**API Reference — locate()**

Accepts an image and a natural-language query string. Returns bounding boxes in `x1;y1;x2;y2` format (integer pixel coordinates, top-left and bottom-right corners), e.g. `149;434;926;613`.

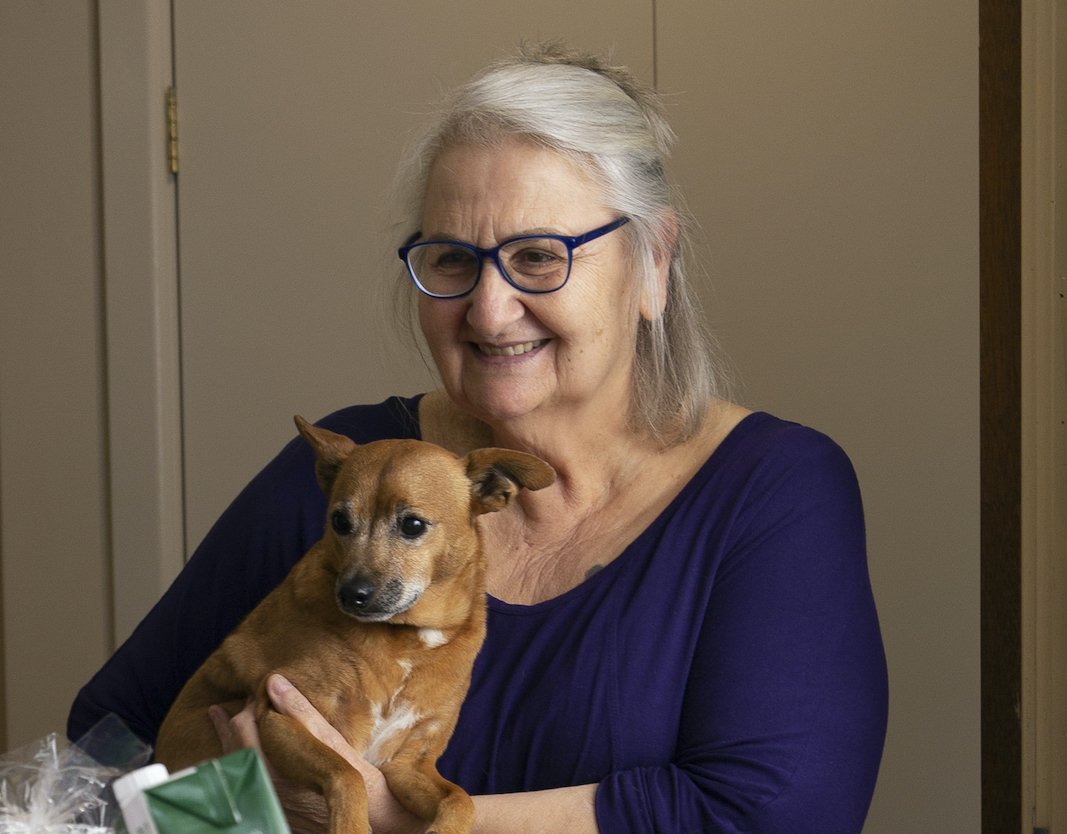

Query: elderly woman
69;45;888;834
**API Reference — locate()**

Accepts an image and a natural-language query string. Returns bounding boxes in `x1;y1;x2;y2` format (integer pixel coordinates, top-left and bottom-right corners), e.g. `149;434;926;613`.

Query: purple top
69;396;887;833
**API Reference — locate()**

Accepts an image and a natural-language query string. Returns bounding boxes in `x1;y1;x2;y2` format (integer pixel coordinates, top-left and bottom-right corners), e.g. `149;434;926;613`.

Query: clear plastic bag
0;716;152;834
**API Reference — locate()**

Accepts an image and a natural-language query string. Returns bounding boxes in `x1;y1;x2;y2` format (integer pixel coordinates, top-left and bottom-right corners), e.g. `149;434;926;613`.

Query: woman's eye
517;248;556;264
433;247;477;273
507;244;565;275
399;515;428;539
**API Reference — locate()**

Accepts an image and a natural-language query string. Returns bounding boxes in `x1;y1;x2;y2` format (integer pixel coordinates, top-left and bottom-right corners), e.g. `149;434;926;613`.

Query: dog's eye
330;509;353;535
398;515;428;539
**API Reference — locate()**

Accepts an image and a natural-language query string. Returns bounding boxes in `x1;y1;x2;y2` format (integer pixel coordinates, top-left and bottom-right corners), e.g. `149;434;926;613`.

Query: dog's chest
359;657;432;767
363;699;424;767
321;629;466;767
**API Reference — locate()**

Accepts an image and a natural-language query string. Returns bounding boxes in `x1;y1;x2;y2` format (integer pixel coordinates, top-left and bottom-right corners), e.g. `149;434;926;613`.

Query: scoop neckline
481;411;771;615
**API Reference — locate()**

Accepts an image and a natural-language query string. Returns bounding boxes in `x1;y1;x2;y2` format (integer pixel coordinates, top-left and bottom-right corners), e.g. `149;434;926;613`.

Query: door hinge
166;86;178;175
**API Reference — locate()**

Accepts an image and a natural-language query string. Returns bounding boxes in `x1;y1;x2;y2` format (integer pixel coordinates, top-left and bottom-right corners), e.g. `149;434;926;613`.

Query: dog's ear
294;415;358;495
462;449;555;515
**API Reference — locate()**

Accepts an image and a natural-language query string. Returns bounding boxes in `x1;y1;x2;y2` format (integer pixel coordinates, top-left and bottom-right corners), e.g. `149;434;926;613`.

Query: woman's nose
465;258;526;335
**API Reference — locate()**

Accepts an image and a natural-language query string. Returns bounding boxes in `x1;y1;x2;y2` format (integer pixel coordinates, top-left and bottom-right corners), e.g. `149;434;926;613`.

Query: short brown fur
155;416;554;834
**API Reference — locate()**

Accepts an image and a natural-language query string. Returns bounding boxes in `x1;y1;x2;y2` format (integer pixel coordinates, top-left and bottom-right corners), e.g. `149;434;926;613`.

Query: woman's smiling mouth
476;339;549;357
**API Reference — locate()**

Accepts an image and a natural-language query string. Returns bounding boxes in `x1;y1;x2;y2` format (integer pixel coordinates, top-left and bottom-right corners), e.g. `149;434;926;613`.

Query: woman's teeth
478;339;548;357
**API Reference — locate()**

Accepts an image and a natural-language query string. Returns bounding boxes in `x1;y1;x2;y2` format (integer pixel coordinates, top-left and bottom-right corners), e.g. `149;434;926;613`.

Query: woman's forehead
421;140;608;238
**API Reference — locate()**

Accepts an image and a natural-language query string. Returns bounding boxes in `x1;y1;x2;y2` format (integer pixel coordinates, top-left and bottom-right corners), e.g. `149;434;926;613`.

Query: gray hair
391;43;728;445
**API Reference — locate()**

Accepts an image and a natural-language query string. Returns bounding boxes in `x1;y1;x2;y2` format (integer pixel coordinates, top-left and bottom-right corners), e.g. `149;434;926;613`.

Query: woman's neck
418;389;751;605
419;388;664;506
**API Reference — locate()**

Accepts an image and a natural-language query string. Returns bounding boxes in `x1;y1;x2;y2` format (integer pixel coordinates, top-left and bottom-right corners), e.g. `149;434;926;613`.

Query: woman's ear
639;210;678;321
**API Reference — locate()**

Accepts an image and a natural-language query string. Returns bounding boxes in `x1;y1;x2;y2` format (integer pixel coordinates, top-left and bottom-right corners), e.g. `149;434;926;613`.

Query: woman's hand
209;675;426;834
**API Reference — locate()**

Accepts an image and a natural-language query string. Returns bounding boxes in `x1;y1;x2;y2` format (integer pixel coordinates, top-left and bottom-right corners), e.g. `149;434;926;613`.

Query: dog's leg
380;761;474;834
259;709;371;834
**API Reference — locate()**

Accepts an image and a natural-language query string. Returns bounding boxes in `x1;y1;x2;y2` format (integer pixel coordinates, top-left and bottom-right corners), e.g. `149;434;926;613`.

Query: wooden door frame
979;0;1023;830
1020;0;1066;828
97;0;185;648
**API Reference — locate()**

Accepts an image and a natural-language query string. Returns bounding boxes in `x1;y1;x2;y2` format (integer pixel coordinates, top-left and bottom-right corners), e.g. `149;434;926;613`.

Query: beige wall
0;1;112;747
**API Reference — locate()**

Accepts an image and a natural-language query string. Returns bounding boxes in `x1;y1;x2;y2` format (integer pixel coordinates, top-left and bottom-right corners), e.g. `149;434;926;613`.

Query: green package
139;749;290;834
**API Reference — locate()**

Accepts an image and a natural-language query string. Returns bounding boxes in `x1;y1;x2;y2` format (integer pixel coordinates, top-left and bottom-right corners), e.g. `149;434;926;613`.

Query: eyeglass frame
398;216;631;299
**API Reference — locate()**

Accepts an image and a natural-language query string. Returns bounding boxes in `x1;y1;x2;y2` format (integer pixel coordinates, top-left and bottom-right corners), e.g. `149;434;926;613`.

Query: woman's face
417;139;643;429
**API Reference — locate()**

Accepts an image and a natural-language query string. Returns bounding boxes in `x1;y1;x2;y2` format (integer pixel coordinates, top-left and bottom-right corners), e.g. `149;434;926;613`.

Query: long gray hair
392;43;728;445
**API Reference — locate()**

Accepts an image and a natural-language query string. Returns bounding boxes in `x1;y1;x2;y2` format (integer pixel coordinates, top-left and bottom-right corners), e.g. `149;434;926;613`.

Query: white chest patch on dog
364;700;421;767
418;627;448;649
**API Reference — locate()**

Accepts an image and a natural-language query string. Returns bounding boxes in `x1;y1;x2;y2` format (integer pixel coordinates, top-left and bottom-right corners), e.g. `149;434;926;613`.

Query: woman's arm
595;431;888;833
217;675;600;834
472;786;597;834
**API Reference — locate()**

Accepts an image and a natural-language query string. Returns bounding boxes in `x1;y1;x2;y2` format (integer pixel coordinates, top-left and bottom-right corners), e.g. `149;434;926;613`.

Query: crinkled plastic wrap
0;716;152;834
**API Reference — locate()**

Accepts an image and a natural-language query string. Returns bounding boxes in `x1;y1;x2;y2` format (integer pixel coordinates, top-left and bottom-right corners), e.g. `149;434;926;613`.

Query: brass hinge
166;86;178;175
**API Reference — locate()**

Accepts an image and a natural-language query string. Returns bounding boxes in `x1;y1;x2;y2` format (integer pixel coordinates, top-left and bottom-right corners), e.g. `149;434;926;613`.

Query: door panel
172;2;652;548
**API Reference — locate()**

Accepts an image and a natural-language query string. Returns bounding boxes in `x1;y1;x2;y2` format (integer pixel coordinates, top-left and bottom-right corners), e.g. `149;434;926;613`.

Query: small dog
154;415;555;834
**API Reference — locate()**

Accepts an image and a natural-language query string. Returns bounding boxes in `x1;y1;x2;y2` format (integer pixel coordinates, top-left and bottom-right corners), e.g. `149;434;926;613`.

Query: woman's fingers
208;678;355;773
209;699;280;778
208;695;323;831
209;705;241;753
265;674;357;763
209;700;263;754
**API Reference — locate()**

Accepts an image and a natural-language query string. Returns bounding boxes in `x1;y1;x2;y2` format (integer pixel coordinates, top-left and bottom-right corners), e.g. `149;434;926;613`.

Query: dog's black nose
336;576;406;619
338;577;375;611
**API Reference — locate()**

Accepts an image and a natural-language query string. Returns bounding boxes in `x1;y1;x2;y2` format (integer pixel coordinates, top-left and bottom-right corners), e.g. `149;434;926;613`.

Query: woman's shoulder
674;402;852;489
716;408;854;469
679;407;861;519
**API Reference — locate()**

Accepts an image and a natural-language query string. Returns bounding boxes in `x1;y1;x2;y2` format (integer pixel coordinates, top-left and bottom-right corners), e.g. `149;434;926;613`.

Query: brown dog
154;415;554;834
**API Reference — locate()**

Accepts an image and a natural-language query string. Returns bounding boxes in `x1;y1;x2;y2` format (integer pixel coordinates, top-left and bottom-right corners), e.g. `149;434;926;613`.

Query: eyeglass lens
407;237;571;296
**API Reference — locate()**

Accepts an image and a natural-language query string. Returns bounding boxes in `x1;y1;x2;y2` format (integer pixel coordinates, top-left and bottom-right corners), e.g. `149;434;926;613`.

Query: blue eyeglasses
398;217;630;299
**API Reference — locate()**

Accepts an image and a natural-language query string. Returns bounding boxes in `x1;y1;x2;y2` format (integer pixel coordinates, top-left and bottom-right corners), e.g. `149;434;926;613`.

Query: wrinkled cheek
418;302;460;367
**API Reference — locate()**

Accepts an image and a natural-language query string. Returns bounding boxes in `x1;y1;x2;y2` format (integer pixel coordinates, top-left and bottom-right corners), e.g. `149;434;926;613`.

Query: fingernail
208;705;228;727
268;674;292;696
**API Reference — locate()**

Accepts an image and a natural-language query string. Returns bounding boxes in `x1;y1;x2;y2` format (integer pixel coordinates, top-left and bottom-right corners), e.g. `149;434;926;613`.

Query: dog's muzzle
336;575;414;621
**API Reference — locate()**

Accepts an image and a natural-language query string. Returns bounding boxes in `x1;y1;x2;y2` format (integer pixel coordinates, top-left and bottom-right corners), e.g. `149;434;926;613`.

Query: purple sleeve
595;437;887;833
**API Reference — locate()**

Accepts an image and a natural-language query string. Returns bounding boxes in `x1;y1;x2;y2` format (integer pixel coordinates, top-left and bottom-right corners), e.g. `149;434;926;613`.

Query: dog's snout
336;575;408;620
338;577;376;611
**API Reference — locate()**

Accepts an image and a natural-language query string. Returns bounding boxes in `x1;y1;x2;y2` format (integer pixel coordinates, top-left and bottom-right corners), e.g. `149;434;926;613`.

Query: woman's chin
458;385;549;427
